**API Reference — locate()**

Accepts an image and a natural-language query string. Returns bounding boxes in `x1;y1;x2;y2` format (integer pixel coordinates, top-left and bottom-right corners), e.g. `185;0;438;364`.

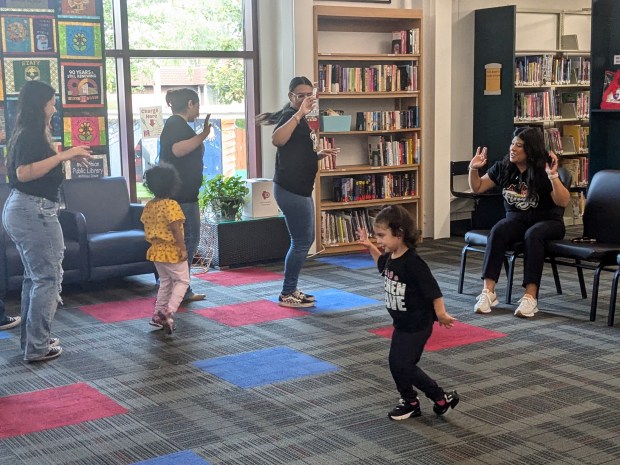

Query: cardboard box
242;178;279;218
320;115;352;132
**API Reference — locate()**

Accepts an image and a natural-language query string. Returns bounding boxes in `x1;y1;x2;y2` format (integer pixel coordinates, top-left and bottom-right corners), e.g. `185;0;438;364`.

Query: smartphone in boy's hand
547;154;554;167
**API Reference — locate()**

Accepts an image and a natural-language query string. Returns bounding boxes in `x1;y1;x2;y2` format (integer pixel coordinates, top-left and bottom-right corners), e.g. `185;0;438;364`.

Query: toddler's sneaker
387;398;421;421
514;295;539;318
279;292;315;308
162;313;175;335
433;391;460;416
474;289;498;314
293;289;315;302
149;313;165;329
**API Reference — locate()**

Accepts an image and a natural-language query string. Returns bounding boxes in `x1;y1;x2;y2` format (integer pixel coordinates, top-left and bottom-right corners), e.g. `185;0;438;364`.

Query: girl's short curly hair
143;163;180;199
374;204;420;249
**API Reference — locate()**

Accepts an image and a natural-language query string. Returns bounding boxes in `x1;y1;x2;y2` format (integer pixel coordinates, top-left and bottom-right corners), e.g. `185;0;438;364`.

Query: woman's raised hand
469;146;488;170
61;146;92;166
317;147;340;160
299;95;316;116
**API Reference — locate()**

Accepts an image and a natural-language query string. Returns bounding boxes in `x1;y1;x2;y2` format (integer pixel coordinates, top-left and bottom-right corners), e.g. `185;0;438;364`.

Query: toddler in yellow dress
141;164;190;334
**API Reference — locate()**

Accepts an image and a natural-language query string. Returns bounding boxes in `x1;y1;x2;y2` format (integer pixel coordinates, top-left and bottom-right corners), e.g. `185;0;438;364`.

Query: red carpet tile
194;267;283;286
194;300;308;327
369;321;507;351
0;382;127;439
78;297;186;323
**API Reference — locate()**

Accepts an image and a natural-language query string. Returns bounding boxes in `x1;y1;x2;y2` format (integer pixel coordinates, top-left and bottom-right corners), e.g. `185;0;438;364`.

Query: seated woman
468;126;570;318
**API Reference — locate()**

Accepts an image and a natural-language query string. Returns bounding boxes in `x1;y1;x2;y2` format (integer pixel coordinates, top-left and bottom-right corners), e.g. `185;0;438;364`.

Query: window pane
126;58;247;202
126;0;244;51
103;0;114;50
105;58;122;177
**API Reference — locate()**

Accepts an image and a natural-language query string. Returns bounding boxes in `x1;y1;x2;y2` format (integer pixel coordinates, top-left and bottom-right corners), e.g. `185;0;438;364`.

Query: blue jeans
0;298;7;324
2;189;64;360
274;183;315;295
180;201;200;295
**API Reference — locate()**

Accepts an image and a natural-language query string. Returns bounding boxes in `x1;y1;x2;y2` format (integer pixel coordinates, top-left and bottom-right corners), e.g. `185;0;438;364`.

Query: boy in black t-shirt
358;205;459;420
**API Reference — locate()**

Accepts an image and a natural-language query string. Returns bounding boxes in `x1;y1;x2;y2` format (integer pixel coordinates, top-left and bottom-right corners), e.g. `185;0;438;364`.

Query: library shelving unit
313;5;422;254
589;0;620;179
473;5;591;222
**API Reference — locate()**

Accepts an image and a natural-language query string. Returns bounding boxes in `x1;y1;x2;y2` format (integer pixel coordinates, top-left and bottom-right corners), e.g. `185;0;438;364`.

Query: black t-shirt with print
487;160;563;221
159;114;204;204
273;107;317;197
377;249;443;332
8;134;63;202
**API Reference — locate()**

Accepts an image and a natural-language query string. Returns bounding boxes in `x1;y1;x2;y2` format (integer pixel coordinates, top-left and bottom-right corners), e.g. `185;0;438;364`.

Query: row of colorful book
562;157;589;187
391;28;420;55
331;172;416;202
367;134;420;167
321;208;381;246
514;90;590;121
515;54;590;86
355;108;418;131
317;64;417;93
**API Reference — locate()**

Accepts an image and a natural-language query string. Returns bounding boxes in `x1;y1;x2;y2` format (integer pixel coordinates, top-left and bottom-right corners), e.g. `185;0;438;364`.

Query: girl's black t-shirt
377;249;443;332
273;108;317;197
159;115;204;204
8;134;63;202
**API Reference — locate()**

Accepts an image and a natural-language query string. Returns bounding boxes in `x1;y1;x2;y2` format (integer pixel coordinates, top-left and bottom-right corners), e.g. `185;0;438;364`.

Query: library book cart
313;5;422;255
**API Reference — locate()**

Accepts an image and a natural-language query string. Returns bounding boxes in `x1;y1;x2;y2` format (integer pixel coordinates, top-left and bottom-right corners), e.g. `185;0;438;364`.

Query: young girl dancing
358;205;459;420
141;164;190;334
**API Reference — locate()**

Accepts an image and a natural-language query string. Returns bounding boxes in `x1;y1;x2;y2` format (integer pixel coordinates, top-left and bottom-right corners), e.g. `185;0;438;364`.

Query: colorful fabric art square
58;20;101;59
3;57;59;94
61;62;103;107
63;115;106;147
60;0;98;17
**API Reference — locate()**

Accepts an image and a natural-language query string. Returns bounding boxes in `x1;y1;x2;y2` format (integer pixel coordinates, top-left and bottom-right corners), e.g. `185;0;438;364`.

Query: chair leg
458;246;468;294
505;255;517;304
589;265;604;322
608;269;620;327
576;260;587;298
549;257;562;295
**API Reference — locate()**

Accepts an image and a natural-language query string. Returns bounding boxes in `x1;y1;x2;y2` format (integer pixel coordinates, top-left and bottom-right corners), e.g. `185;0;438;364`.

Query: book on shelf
544;128;563;154
319;137;336;170
514;54;590;86
321;207;383;246
561;157;589;188
601;69;620;109
562;125;588;153
318;64;418;93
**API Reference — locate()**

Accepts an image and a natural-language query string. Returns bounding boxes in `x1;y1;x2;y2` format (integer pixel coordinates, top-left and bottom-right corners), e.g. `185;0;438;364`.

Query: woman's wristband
293;114;301;125
548;173;559;180
468;166;478;171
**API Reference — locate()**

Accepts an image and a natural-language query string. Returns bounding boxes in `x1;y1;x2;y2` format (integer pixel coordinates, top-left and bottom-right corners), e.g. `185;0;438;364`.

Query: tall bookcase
473;6;591;223
589;0;620;177
313;5;422;254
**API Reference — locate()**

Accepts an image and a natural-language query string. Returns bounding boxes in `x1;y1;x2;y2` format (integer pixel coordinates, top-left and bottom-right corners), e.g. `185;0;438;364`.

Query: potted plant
199;174;249;220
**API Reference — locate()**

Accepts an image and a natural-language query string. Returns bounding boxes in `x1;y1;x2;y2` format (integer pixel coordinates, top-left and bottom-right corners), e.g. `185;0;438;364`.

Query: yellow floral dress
141;198;186;263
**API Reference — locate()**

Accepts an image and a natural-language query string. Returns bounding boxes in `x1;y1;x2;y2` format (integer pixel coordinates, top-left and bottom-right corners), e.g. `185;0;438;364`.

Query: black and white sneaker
49;338;60;348
27;346;63;362
293;289;315;302
0;316;21;330
278;292;315;308
387;398;421;421
433;390;460;416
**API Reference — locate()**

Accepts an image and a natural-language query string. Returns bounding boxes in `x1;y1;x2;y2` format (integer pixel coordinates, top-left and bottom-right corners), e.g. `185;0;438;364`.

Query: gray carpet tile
0;232;618;465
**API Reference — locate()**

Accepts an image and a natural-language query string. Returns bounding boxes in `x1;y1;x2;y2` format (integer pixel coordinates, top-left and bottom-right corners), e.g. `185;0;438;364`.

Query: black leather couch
0;184;87;297
59;176;156;283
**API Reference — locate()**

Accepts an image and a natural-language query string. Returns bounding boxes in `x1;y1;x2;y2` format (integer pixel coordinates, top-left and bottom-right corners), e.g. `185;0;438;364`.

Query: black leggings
482;213;565;288
389;324;444;403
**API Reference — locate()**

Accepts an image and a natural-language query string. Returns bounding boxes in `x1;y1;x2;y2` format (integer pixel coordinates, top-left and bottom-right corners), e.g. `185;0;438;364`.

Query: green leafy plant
199;174;249;220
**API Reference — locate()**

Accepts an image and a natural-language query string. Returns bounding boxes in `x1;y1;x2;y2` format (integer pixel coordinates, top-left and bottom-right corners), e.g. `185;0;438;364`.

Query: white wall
258;0;591;239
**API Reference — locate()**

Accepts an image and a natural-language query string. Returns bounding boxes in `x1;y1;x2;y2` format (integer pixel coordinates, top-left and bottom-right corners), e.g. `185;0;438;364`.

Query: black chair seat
464;230;524;251
546;240;620;262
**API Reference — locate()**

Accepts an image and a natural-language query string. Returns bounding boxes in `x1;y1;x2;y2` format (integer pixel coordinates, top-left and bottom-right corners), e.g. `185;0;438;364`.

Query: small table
202;215;290;268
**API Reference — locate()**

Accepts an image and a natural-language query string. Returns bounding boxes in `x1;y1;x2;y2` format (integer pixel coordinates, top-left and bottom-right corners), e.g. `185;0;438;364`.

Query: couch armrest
129;203;145;230
59;209;87;241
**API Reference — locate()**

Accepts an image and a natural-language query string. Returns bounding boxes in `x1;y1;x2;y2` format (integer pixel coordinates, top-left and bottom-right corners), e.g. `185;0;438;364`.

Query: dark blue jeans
274;183;315;295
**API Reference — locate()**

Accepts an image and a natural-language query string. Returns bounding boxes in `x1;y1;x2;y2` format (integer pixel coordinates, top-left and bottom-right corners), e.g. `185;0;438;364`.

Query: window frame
106;0;260;200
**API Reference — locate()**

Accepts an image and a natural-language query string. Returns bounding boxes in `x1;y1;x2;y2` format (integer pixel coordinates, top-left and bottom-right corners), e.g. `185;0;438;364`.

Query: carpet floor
0;231;618;465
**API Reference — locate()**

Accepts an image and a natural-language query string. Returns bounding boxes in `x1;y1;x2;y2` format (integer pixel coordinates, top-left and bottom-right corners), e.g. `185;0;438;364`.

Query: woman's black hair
374;204;420;249
143;163;181;199
501;126;548;200
256;76;313;125
165;88;199;114
7;80;56;153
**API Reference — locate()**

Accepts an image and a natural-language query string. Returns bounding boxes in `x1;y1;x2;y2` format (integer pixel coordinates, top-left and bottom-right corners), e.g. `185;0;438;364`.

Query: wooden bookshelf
313;5;422;253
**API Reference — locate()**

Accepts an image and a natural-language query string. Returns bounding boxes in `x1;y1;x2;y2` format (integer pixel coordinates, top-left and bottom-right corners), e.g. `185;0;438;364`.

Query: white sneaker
514;295;539;318
474;290;498;314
